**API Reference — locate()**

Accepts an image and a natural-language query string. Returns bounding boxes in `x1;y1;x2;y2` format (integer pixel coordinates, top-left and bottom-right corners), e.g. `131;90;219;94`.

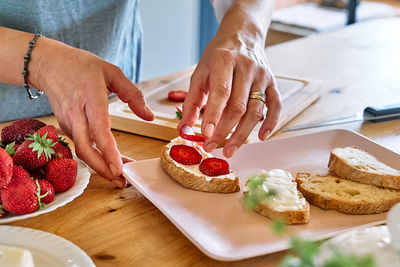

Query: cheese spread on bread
166;137;236;181
252;169;306;211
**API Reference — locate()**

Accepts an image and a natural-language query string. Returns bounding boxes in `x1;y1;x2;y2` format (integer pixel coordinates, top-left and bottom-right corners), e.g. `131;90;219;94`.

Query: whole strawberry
1;166;39;215
37;125;58;143
1;119;46;145
45;158;77;192
0;147;13;188
53;137;73;159
0;204;8;218
13;132;55;171
37;179;55;204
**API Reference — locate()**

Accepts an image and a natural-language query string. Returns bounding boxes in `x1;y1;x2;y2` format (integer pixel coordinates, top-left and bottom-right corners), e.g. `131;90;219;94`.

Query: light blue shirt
0;0;143;122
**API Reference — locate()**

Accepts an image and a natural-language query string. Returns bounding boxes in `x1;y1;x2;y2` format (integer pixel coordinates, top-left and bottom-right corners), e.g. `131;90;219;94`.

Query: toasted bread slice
160;145;240;193
245;169;310;224
296;173;400;214
328;146;400;189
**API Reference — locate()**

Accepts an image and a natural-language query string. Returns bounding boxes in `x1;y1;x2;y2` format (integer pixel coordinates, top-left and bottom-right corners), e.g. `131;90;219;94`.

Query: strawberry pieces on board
179;125;206;142
1;118;46;145
45;158;78;192
199;158;230;177
0;147;13;188
168;90;187;102
169;145;202;165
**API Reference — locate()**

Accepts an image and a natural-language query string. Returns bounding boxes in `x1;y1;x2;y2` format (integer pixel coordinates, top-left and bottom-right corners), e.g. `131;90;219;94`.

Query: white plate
0;225;94;266
123;129;399;261
0;157;90;224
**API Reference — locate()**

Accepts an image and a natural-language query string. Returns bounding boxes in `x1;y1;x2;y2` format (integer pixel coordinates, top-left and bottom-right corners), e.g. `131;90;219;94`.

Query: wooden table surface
3;17;400;267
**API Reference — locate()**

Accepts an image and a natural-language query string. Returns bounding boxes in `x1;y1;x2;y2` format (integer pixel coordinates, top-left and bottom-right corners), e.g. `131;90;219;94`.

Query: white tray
123;129;399;261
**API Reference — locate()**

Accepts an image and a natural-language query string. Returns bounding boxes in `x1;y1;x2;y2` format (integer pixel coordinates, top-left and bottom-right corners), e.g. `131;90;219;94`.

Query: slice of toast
160;140;240;193
328;146;400;189
245;169;310;224
296;173;400;214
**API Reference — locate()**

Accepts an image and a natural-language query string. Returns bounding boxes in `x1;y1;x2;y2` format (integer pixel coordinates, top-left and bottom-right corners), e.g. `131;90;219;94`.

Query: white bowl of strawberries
0;119;90;223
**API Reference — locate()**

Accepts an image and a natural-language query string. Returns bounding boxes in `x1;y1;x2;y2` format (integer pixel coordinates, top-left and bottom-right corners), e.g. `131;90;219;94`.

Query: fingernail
112;178;127;189
261;130;271;141
109;163;118;177
203;123;215;138
226;145;239;157
205;141;218;152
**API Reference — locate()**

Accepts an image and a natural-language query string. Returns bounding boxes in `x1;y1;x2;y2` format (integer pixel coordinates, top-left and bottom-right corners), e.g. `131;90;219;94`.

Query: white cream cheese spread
0;245;34;267
246;169;306;211
166;137;236;181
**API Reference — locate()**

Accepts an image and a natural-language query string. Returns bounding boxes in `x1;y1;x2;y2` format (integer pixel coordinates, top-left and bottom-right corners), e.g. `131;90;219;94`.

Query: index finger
201;59;234;138
179;68;208;130
106;65;154;121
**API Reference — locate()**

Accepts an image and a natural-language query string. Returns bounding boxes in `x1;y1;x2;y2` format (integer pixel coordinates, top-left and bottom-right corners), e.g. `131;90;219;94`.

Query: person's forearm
0;26;51;89
216;0;273;47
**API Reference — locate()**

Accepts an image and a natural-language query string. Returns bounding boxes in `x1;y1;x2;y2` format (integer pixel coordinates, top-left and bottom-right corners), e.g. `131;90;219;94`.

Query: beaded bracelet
22;32;44;99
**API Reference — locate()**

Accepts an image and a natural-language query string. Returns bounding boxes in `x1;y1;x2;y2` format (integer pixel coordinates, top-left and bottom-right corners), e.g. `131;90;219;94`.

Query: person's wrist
215;1;271;48
27;37;58;90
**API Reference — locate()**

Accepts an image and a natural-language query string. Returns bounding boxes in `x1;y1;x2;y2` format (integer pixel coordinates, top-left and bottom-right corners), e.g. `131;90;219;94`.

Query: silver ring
249;92;266;103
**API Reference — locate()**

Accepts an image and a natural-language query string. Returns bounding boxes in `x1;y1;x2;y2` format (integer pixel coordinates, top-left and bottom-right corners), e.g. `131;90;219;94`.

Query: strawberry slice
199;158;230;176
169;145;202;165
168;90;187;102
179;125;206;142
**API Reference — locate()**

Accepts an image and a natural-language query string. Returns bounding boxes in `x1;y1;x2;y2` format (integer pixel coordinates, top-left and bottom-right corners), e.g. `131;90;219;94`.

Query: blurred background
139;0;399;81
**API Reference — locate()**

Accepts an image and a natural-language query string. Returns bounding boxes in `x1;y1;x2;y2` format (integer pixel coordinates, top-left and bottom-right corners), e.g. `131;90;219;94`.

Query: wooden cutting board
109;69;322;143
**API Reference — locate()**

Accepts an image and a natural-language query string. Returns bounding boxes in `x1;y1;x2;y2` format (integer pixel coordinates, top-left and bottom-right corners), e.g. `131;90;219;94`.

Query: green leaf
35;179;46;211
176;111;183;120
289;236;320;266
323;253;375;267
5;142;16;156
271;219;286;236
244;175;277;210
58;137;69;147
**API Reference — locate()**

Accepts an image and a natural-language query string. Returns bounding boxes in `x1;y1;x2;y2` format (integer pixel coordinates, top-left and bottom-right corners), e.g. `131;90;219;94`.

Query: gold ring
249;92;266;103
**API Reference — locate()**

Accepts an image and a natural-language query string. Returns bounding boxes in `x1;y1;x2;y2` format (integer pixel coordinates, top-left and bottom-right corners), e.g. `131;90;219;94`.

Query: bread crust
160;146;240;193
245;191;310;224
296;173;400;214
328;147;400;189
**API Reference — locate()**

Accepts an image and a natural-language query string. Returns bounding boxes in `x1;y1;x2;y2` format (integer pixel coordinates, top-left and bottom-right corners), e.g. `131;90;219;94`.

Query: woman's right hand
30;37;154;188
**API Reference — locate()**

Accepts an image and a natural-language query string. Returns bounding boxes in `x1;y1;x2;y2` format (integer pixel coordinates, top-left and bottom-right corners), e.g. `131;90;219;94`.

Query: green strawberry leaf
28;132;55;160
5;142;16;156
35;179;46;210
58;137;69;147
176;110;183;120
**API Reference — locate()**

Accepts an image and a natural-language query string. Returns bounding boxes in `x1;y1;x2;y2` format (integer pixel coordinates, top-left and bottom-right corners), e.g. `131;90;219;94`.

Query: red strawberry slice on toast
199;158;230;177
1;118;46;145
168;90;187;102
0;147;13;188
169;145;202;165
179;126;206;142
45;158;77;192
